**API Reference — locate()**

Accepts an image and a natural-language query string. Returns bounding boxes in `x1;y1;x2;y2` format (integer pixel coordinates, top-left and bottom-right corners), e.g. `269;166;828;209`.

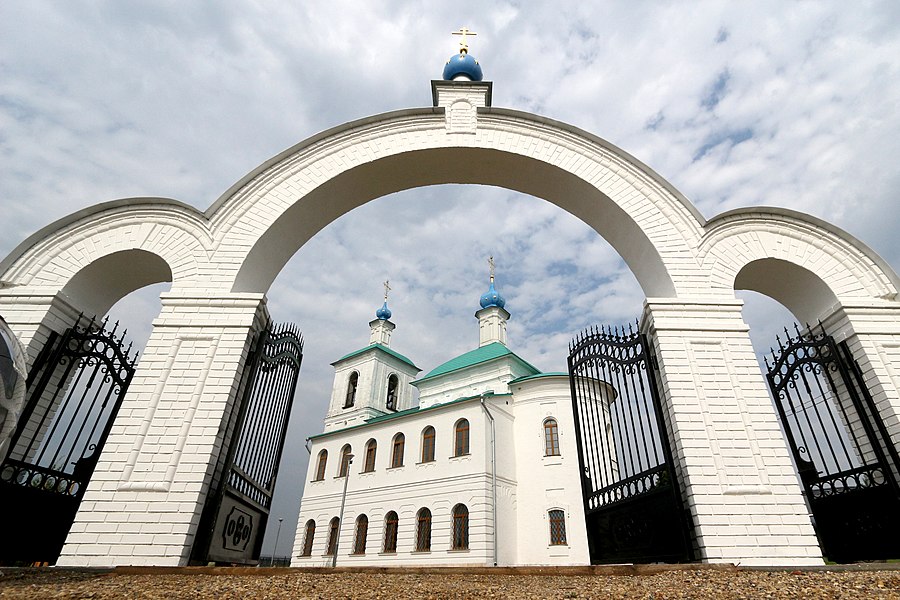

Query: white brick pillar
641;298;823;566
56;291;268;567
820;302;900;457
0;292;84;368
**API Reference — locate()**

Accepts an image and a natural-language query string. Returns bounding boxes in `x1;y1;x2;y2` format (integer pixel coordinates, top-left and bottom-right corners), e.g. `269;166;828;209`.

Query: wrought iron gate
0;316;137;564
568;325;693;564
765;324;900;562
196;321;303;564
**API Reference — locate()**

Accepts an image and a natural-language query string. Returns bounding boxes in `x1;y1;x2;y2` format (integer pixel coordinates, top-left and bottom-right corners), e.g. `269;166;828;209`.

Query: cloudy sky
2;1;899;557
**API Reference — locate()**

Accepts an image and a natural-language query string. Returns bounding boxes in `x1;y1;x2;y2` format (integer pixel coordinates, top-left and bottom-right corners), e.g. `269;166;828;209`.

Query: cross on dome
376;280;393;320
452;27;477;54
480;256;505;309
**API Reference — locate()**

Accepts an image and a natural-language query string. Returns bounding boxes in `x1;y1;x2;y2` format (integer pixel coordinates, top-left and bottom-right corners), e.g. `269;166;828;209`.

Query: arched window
549;509;567;545
353;514;368;555
454;419;469;457
314;449;328;481
452;504;469;550
415;507;432;551
300;519;315;556
363;439;377;473
386;374;399;410
344;371;359;408
391;433;405;468
544;418;560;456
421;426;436;463
338;444;352;477
326;517;339;556
383;511;399;553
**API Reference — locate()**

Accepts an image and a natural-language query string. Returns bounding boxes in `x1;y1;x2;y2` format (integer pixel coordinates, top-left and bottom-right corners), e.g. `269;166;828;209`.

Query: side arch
0;200;213;314
700;207;900;320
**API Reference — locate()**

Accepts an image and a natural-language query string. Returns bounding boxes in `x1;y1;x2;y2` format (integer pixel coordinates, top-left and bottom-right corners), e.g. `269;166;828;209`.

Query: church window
314;449;328;481
454;419;469;456
326;517;339;556
363;439;377;472
452;504;469;550
338;444;352;477
544;418;560;456
391;433;405;468
549;509;567;545
300;520;315;556
386;374;399;410
415;508;431;551
344;371;359;408
421;426;436;463
383;511;399;553
353;514;368;555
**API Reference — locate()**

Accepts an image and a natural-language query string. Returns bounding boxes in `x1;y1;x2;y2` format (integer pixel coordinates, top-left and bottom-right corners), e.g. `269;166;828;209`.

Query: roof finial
488;255;495;284
452;27;477;54
383;279;392;302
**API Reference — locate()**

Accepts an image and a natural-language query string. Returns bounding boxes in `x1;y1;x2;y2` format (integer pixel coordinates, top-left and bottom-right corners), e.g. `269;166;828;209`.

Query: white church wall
510;375;590;566
293;398;499;565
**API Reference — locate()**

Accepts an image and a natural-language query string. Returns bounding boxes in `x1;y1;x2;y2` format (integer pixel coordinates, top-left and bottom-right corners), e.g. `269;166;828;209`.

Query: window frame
549;509;568;546
451;504;469;550
391;432;405;468
454;419;470;457
386;373;399;411
363;439;377;473
338;444;352;477
383;511;399;553
344;371;359;408
415;507;432;552
544;418;561;457
421;426;436;463
325;517;339;556
300;519;316;557
314;449;328;481
352;514;368;555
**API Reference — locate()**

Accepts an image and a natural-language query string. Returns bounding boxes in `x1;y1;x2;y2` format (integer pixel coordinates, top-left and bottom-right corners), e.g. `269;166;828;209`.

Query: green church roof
332;343;419;371
413;342;540;384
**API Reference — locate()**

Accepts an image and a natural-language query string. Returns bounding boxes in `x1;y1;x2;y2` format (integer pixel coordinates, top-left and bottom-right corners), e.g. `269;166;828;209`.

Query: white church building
291;274;590;566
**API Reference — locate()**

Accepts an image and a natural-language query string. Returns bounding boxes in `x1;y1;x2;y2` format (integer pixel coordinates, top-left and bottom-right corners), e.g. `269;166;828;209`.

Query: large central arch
1;80;899;567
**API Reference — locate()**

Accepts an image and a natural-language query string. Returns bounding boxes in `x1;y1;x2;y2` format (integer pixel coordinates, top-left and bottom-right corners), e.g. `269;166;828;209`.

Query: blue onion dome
443;52;483;81
479;281;505;309
376;301;392;320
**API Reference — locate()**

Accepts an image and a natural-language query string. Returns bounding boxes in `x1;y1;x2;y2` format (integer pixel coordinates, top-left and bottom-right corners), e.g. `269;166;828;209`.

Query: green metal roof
308;392;513;440
332;343;419;371
413;342;541;384
508;371;569;385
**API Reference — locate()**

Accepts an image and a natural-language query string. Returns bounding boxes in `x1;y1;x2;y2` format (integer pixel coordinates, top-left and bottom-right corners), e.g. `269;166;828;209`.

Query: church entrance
765;324;900;563
568;324;694;564
192;321;304;565
0;315;137;565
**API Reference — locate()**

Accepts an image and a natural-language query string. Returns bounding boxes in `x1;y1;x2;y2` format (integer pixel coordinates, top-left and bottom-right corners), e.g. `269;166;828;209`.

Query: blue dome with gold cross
443;52;483;81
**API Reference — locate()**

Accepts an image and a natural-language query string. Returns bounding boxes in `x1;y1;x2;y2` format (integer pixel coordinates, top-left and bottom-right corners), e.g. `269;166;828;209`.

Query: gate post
641;298;822;566
0;292;84;368
55;290;269;567
820;303;900;456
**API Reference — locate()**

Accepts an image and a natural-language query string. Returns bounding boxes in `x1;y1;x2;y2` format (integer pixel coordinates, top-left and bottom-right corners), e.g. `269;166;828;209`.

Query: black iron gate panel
766;324;900;563
0;315;137;565
201;321;303;564
568;325;693;564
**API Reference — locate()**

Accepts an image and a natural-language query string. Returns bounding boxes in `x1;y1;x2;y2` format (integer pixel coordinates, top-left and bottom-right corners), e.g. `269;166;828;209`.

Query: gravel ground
1;568;900;599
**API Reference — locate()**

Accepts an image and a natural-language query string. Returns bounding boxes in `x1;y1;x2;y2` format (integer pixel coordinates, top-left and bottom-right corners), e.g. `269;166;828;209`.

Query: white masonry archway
1;81;899;567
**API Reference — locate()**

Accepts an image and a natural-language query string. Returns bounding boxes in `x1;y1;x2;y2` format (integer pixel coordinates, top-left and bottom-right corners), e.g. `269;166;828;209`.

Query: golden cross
383;280;391;301
452;27;477;53
488;256;495;282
